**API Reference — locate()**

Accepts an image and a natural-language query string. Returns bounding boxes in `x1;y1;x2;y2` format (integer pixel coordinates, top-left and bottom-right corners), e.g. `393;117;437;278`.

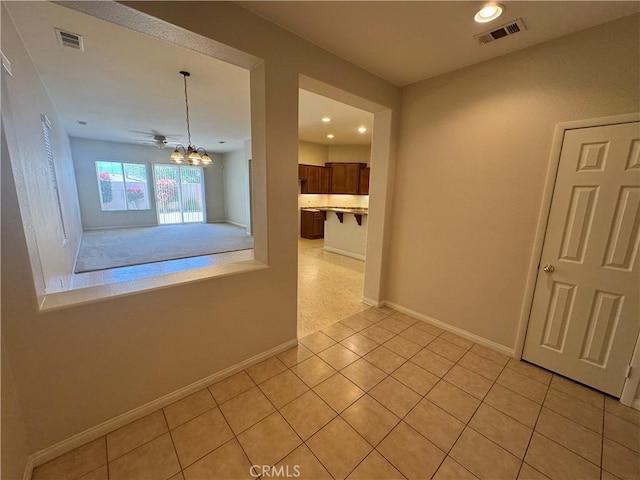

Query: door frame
514;112;640;400
298;74;395;307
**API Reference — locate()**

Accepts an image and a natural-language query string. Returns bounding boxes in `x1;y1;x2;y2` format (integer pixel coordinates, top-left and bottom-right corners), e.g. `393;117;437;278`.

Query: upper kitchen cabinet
319;167;330;193
328;163;366;194
300;164;330;194
359;167;370;195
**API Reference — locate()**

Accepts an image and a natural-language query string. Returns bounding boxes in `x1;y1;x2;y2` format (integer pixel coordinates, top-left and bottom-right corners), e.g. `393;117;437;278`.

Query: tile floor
297;238;367;337
32;308;640;480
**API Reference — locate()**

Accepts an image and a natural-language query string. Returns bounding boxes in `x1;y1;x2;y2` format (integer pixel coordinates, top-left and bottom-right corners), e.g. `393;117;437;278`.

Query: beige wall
203;153;226;223
222;148;249;227
387;15;640;350
1;1;398;463
327;144;371;165
1;125;32;480
298;140;328;166
1;5;83;295
298;141;371;166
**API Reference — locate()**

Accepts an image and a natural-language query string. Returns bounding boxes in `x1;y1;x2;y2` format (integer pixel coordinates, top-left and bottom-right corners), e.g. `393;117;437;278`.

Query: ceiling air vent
474;18;527;45
55;28;84;52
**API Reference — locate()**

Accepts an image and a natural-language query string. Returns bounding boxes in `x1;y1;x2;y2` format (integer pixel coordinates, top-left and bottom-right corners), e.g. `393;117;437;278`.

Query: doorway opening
296;81;390;338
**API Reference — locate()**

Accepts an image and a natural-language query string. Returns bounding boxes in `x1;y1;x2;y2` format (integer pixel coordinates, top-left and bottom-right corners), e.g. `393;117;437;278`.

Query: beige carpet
75;223;253;272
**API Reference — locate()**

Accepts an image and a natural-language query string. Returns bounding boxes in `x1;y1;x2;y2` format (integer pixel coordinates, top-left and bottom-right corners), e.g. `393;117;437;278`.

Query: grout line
104;436;110;480
160;409;184;475
515;374;551;478
542;391;604;435
216;408;255;478
104;416;171;465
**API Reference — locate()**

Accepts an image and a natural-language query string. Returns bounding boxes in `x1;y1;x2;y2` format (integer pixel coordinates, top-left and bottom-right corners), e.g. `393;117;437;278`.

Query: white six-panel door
523;121;640;396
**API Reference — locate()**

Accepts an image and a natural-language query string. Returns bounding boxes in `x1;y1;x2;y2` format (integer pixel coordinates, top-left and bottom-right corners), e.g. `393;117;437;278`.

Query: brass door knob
543;264;555;273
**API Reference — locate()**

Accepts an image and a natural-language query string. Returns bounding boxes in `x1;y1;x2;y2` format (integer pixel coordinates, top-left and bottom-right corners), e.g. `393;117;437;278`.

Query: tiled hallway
297;239;367;337
32;308;639;480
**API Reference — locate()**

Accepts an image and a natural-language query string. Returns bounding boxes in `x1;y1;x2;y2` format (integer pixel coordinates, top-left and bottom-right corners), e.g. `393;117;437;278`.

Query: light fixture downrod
170;70;212;166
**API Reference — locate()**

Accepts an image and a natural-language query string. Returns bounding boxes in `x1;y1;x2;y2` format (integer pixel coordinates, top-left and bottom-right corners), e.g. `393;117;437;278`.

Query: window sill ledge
39;259;268;312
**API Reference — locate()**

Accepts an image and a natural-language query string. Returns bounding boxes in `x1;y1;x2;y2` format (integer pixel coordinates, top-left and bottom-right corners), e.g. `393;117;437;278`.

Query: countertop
301;206;368;215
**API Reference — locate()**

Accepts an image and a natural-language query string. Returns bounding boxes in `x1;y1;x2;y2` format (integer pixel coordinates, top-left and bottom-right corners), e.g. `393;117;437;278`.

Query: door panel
523;121;640;396
154;164;205;225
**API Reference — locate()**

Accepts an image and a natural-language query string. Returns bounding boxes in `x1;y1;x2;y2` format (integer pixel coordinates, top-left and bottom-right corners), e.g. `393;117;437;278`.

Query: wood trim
514;112;640;361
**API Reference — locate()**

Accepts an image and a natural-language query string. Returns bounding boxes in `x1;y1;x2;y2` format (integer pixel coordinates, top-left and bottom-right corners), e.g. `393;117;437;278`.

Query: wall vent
475;18;527;45
55;28;84;52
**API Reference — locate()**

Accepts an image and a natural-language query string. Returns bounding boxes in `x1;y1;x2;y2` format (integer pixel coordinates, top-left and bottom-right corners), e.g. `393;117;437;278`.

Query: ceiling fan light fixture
474;3;505;23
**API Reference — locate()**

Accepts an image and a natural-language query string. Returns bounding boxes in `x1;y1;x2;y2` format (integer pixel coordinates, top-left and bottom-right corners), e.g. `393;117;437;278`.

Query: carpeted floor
75;223;253;272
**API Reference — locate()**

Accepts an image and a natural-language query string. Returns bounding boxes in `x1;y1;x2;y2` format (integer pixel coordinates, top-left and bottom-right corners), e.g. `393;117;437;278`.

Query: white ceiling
299;89;373;145
7;2;637;154
239;1;640;87
6;1;252;153
5;1;375;153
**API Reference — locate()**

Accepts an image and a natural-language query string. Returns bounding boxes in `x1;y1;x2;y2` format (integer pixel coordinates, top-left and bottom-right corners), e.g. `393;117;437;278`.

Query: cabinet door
298;164;308;180
359;167;370;195
301;166;320;193
300;211;315;238
330;164;347;193
344;164;361;194
313;212;324;237
319;167;330;193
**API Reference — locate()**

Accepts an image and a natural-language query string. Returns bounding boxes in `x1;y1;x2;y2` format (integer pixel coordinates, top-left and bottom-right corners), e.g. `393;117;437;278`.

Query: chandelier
170;71;212;166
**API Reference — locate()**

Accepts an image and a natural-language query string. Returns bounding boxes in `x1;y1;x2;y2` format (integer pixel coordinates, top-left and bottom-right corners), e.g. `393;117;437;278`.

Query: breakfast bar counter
301;207;367;260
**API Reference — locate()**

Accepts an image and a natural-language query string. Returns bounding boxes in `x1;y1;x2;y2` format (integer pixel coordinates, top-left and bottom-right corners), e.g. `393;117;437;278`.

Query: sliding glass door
154;164;205;225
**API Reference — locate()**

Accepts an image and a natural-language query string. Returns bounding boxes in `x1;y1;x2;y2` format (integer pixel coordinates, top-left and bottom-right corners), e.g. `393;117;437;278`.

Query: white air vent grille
475;18;527;45
55;28;84;51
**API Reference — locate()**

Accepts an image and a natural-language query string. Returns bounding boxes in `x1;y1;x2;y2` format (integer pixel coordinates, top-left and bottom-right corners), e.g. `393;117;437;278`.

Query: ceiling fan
131;130;181;149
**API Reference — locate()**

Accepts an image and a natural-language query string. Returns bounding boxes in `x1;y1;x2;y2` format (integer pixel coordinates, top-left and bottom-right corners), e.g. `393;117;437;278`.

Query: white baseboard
24;338;298;478
225;221;247;228
22;456;35;480
383;301;515;358
83;224;158;231
362;297;383;308
323;246;365;261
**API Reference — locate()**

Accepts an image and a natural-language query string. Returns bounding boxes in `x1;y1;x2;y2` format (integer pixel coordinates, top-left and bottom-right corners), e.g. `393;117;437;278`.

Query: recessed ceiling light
327;134;335;139
358;126;367;134
321;117;331;123
77;120;87;125
474;3;505;23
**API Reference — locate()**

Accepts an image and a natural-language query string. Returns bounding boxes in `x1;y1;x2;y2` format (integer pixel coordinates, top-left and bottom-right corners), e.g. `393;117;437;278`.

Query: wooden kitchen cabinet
319;167;330;193
328;163;365;194
301;165;319;193
359;167;370;195
300;210;324;239
299;165;330;194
